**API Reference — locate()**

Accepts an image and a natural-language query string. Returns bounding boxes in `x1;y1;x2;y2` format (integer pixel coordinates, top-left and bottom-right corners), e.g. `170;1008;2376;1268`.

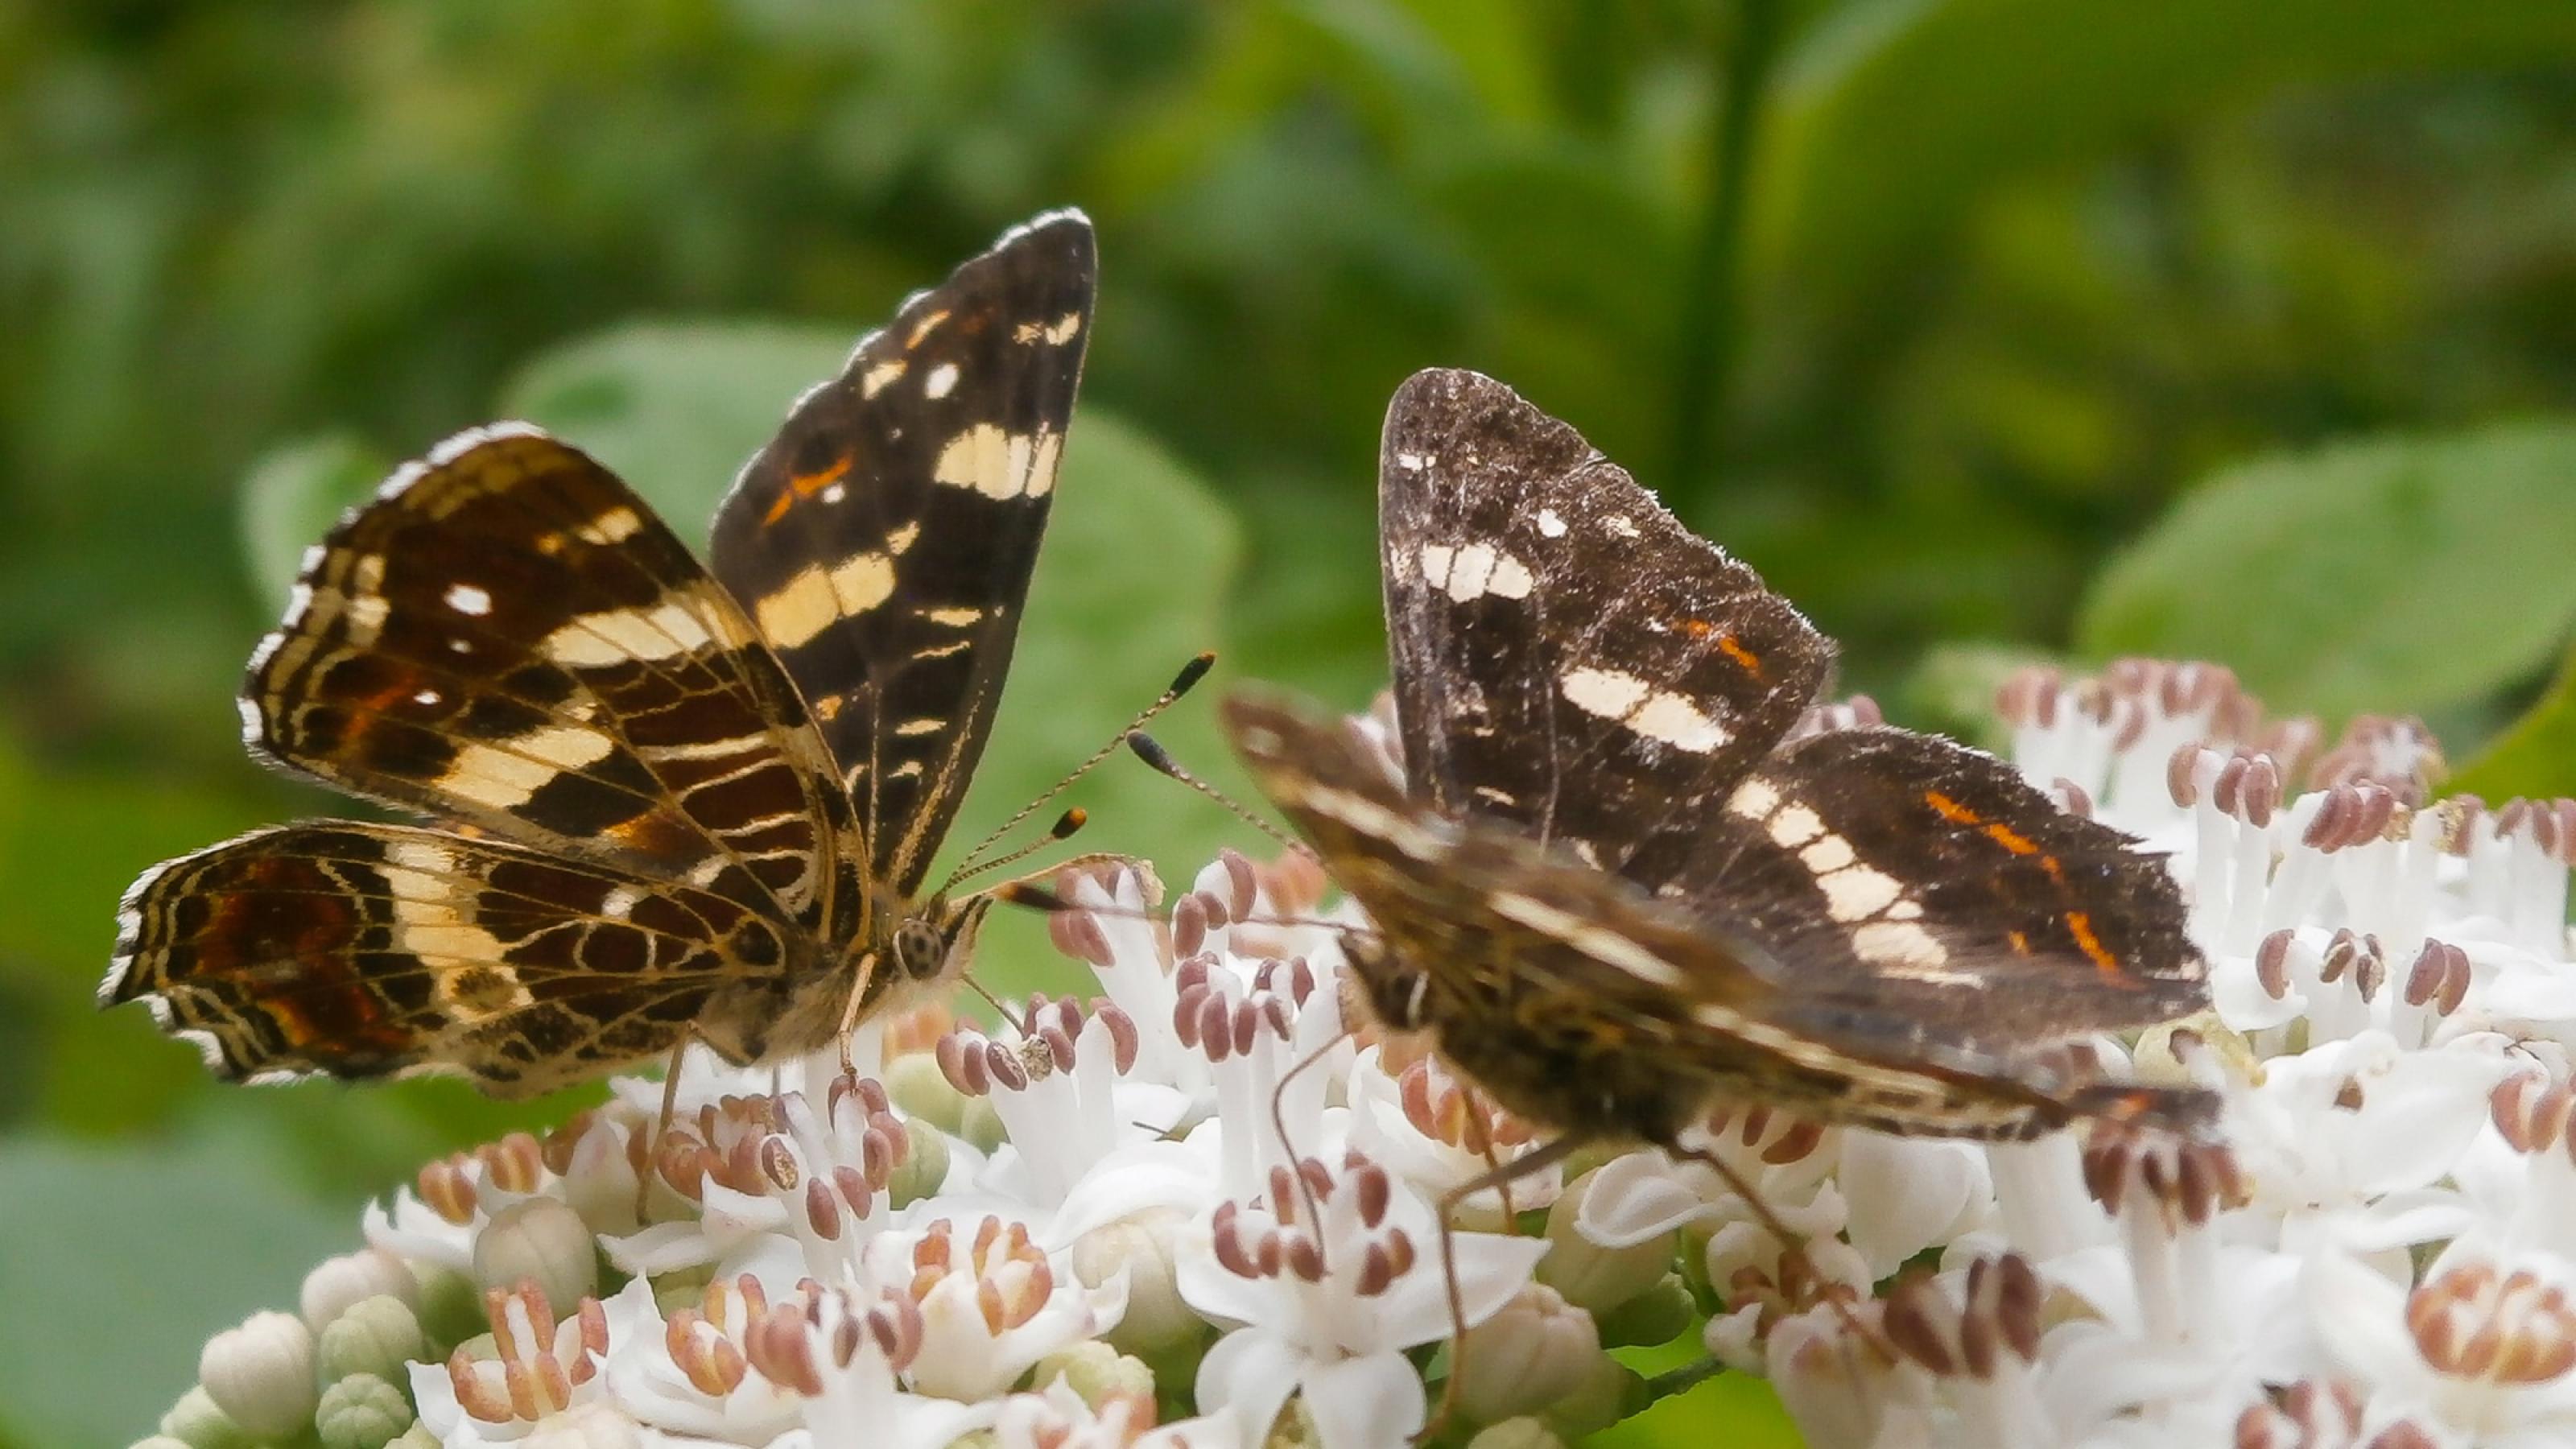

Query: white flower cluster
145;660;2576;1449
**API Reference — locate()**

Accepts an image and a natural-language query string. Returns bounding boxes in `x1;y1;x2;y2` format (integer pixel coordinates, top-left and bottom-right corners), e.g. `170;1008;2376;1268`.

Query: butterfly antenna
940;651;1216;894
1125;731;1312;858
989;878;1369;938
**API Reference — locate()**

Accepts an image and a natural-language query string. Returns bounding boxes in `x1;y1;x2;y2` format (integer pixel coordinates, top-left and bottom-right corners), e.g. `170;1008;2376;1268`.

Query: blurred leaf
502;323;855;535
0;1127;347;1447
1596;1334;1798;1448
237;432;392;604
2452;634;2576;803
1752;0;2576;297
495;321;1245;1001
2075;424;2576;722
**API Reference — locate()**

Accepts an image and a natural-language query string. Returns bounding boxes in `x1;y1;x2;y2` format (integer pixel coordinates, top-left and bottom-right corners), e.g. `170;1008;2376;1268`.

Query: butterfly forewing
248;426;848;926
105;822;797;1096
1379;368;1833;881
109;213;1099;1094
712;212;1097;898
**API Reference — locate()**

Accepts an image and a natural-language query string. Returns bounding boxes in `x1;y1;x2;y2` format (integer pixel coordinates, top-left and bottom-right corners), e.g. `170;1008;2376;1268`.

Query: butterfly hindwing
711;212;1097;897
1690;726;2207;1044
103;822;802;1096
246;426;850;928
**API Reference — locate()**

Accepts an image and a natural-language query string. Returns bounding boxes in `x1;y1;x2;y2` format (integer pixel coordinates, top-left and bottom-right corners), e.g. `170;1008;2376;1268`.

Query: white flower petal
1196;1328;1305;1445
1574;1153;1715;1246
1299;1352;1428;1449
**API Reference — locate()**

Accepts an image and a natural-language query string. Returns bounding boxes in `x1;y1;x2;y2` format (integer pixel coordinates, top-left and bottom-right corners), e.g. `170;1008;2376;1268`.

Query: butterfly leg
639;1026;700;1221
1661;1140;1876;1346
833;956;883;1078
1419;1133;1584;1444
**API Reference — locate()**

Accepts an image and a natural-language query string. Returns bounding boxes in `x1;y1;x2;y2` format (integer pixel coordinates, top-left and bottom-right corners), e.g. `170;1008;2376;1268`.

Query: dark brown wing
1377;368;1832;889
102;823;802;1096
1224;689;2215;1143
247;425;852;932
1686;726;2208;1044
710;211;1096;897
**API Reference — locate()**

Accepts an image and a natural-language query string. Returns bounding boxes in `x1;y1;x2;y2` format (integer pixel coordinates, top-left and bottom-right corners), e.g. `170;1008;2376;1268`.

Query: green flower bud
410;1265;485;1353
1464;1418;1568;1449
389;1424;440;1449
1451;1284;1605;1425
473;1196;597;1315
159;1385;254;1449
1538;1348;1644;1442
885;1117;952;1207
886;1050;970;1136
301;1249;418;1332
198;1310;317;1440
1534;1168;1674;1316
1028;1338;1154;1413
316;1373;414;1449
316;1295;427;1385
1589;1272;1697;1349
957;1094;1007;1154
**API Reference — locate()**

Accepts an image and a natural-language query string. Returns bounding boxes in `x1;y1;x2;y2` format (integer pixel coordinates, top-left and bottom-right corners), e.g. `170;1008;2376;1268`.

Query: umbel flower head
145;658;2576;1449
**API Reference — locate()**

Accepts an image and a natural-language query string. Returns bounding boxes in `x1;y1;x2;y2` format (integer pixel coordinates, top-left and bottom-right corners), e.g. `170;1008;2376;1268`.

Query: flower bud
199;1309;318;1439
390;1423;440;1449
886;1118;952;1207
473;1195;598;1314
1538;1345;1642;1441
1589;1271;1696;1349
315;1372;414;1449
1451;1284;1605;1425
1029;1338;1155;1414
1073;1212;1198;1356
316;1294;427;1384
302;1249;419;1332
1536;1168;1673;1315
411;1264;485;1352
157;1385;253;1449
1465;1419;1568;1449
957;1095;1007;1154
887;1051;971;1136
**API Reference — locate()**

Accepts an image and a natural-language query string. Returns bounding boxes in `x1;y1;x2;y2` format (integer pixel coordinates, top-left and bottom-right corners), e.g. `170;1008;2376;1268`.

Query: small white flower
1179;1151;1549;1449
861;1213;1126;1402
200;1308;318;1439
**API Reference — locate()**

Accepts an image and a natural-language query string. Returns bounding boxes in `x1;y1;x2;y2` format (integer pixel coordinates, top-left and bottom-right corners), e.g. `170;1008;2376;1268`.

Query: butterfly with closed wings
1221;368;2219;1427
105;212;1104;1097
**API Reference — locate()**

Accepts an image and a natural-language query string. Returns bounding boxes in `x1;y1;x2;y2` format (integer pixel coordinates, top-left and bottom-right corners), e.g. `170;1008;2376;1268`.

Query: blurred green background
6;2;2576;1444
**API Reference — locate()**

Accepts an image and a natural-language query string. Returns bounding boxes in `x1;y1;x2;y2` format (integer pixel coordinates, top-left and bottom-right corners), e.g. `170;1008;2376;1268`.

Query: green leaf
496;321;1249;1001
500;323;854;535
0;1127;349;1447
1900;640;2064;750
2075;424;2576;723
2452;634;2576;803
1751;0;2576;297
237;432;392;605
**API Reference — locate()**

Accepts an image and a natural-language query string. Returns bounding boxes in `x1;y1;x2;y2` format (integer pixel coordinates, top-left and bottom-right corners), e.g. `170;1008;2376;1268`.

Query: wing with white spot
1686;727;2207;1042
102;822;799;1097
246;427;847;929
1377;369;1832;887
710;212;1096;895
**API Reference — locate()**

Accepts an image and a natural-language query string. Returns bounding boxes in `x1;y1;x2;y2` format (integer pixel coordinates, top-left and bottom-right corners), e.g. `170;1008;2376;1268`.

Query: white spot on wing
1728;777;1781;819
1817;865;1904;922
444;583;492;616
933;424;1063;499
1489;892;1688;987
1767;804;1823;848
923;362;960;399
1044;312;1083;345
862;360;907;398
1852;920;1951;972
1798;833;1854;872
1537;509;1567;538
1559;667;1731;752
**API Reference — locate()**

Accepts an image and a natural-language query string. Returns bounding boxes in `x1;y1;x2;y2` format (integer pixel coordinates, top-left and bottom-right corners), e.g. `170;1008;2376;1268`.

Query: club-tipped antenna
939;651;1217;894
1126;731;1311;857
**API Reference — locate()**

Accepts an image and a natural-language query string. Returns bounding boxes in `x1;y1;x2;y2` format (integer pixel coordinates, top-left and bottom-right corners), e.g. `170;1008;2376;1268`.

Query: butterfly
1223;366;2216;1179
104;211;1097;1096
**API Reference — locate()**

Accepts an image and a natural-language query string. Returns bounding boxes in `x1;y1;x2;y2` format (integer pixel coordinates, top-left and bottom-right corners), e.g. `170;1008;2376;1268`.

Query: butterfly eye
892;919;949;980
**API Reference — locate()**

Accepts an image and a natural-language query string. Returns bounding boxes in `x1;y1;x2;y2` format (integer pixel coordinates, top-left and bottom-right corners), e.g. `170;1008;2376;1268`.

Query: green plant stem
1670;0;1784;505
